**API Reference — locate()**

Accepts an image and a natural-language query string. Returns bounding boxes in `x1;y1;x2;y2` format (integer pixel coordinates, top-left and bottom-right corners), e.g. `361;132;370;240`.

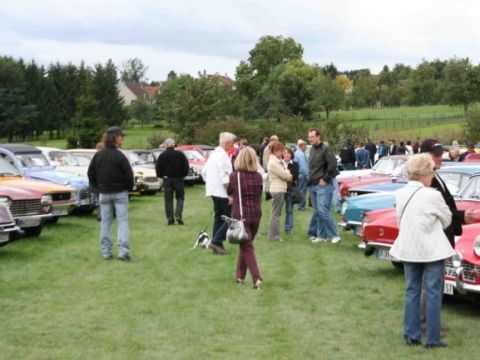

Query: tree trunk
326;108;330;121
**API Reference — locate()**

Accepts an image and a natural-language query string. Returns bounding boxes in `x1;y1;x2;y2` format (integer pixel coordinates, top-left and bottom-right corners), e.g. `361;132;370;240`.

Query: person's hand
228;196;233;206
287;174;293;182
319;179;327;186
465;208;478;224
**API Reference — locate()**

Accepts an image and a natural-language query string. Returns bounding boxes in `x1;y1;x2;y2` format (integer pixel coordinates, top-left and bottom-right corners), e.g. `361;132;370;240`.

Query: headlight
0;196;11;207
452;252;463;268
474;235;480;257
41;194;53;205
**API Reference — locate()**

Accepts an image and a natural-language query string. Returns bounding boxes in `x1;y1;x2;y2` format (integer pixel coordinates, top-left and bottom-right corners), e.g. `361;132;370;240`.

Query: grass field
1;185;479;359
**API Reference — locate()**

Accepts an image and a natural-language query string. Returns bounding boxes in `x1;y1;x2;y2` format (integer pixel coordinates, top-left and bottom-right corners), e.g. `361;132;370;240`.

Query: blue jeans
297;174;308;210
99;191;130;258
211;196;231;246
403;260;444;345
284;192;293;233
307;183;338;239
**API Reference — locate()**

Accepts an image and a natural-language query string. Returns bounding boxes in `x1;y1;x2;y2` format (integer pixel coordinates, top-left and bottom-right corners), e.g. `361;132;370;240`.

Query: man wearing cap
294;139;309;210
421;139;477;247
155;138;190;225
88;126;134;261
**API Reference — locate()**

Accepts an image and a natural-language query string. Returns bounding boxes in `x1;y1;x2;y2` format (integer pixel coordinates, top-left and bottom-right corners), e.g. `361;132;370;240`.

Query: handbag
222;172;249;245
290;186;304;204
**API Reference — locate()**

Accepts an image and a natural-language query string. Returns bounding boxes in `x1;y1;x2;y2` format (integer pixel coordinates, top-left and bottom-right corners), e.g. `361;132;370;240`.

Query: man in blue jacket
294;139;309;210
355;142;370;169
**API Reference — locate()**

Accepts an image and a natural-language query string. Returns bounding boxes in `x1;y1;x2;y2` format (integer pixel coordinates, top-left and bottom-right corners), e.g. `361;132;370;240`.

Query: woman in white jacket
390;154;454;348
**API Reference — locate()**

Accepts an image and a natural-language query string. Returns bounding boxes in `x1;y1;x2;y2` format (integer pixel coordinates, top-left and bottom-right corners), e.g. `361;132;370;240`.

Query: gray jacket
308;143;338;185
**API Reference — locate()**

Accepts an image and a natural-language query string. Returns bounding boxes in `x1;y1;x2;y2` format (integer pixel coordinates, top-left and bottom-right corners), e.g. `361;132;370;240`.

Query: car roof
439;165;480;175
36;146;65;152
0;143;41;154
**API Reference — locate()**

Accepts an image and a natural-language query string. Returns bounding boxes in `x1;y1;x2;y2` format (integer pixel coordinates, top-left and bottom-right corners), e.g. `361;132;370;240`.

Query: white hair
163;138;175;148
405;154;435;181
219;132;236;147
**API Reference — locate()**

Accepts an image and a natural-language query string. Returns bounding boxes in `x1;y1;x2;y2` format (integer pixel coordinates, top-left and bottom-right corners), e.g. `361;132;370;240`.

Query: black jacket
88;147;134;193
340;143;355;164
155;148;189;178
432;172;465;247
365;141;377;160
308;143;338;185
286;160;299;192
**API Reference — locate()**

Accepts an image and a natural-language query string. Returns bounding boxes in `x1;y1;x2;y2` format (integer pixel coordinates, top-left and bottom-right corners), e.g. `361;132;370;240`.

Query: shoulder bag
222;172;249;244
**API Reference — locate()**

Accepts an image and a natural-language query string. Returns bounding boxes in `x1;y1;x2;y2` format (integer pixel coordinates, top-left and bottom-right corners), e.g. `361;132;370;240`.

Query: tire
392;261;404;272
24;225;42;237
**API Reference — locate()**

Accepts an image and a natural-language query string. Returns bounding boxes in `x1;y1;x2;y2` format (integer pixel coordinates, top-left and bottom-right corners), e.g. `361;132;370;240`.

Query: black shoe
177;219;184;225
117;255;131;261
209;243;228;255
167;220;174;225
404;338;421;346
425;341;447;349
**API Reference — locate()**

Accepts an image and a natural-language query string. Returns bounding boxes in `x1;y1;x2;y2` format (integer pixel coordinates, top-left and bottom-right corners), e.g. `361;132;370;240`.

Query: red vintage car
338;155;408;198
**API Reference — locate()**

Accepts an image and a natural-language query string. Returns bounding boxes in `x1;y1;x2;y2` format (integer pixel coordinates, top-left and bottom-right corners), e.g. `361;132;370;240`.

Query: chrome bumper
450;266;480;294
16;213;53;228
52;203;75;216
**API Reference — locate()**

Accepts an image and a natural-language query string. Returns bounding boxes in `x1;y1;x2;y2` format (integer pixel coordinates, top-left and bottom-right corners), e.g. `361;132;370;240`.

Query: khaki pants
268;192;284;241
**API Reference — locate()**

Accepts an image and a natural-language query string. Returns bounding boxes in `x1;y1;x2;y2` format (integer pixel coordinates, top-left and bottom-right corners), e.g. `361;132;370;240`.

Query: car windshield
136;152;155;163
16;153;50;167
151;149;163;160
71;155;90;166
49;151;79;166
124;151;147;166
183;150;205;161
438;172;465;196
0;157;20;176
373;158;402;174
458;176;480;199
68;152;95;162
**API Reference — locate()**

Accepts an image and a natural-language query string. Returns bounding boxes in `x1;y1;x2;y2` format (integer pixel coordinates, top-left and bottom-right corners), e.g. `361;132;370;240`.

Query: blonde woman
228;147;263;289
267;142;292;241
390;154;454;348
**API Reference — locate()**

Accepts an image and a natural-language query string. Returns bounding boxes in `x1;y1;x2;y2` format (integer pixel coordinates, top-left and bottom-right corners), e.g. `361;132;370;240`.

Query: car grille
79;189;90;200
462;262;480;283
10;199;41;217
444;258;455;277
144;177;158;183
52;192;71;201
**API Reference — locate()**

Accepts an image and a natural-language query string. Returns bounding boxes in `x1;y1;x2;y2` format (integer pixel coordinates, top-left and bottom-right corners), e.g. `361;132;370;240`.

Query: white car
38;146;89;178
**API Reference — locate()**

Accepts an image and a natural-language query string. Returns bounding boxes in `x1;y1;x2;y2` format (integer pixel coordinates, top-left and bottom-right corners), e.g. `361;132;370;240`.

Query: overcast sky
1;0;479;81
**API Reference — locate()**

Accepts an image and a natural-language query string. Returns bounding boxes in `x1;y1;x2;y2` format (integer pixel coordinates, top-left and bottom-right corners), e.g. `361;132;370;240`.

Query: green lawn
1;186;478;359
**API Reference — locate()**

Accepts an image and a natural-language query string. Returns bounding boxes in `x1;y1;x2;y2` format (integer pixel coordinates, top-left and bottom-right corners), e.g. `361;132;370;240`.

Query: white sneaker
311;237;327;243
308;236;317;242
330;236;341;244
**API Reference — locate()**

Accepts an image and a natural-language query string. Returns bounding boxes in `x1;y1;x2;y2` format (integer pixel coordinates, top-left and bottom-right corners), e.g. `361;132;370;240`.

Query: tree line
2;35;480;146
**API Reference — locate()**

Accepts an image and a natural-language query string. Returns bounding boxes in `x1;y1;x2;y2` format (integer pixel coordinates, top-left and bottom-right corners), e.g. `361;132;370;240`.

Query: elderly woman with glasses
390;154;455;349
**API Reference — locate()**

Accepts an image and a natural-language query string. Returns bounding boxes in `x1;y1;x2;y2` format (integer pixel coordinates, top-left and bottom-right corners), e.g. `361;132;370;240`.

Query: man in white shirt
202;132;236;255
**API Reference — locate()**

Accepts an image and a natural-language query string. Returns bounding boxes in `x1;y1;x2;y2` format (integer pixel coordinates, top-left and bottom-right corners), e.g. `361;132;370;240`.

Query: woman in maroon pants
229;146;264;289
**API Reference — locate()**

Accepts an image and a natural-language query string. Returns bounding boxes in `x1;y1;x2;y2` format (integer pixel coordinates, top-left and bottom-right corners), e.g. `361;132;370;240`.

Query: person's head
407;140;411;146
269;135;279;144
467;143;476;152
450;148;460;160
297;139;307;151
380;140;385;145
262;137;269;144
420;138;445;169
405;153;435;186
399;141;405;146
163;138;175;149
102;126;125;148
359;142;364;147
219;132;236;152
234;147;258;172
271;142;285;158
308;128;321;145
283;147;294;161
389;139;395;145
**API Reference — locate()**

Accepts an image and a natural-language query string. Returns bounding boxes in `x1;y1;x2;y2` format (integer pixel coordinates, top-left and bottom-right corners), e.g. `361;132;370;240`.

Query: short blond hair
405;154;435;181
234;147;258;172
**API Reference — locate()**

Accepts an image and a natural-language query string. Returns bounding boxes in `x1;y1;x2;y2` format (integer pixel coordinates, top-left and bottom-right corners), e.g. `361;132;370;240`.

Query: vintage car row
339;165;480;234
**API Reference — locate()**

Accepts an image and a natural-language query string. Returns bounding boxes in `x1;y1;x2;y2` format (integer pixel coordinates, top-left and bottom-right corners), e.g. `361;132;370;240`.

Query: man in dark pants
365;139;377;167
155;138;189;225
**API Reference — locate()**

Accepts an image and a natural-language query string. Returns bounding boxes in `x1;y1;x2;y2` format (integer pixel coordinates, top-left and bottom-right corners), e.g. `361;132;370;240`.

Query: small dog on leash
193;229;211;249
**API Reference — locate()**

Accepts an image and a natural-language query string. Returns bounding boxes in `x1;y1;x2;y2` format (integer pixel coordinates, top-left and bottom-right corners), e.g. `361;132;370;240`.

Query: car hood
25;169;88;190
350;181;407;193
455;223;480;264
337;169;372;181
0;183;42;200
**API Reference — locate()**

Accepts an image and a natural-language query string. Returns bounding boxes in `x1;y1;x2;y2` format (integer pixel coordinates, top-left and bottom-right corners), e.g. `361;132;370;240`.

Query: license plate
17;218;41;228
375;248;393;261
443;282;454;295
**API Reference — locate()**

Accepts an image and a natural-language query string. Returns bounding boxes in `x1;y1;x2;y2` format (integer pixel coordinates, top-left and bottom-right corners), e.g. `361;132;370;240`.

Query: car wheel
392;261;404;272
25;225;42;237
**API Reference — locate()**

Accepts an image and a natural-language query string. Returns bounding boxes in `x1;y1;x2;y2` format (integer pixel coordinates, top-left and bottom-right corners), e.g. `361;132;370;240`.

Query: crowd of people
87;125;478;349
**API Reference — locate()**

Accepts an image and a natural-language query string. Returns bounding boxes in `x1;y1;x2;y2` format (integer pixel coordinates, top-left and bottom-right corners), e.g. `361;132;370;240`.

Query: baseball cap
420;138;446;156
106;126;125;137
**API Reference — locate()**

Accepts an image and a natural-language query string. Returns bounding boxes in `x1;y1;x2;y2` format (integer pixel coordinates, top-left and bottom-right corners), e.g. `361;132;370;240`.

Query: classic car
336;155;408;183
0;204;21;246
0;144;93;212
122;150;162;194
38;146;89;178
0;156;76;219
340;165;480;234
175;144;214;159
131;149;199;184
444;223;480;296
0;183;54;237
361;176;480;268
176;146;206;183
